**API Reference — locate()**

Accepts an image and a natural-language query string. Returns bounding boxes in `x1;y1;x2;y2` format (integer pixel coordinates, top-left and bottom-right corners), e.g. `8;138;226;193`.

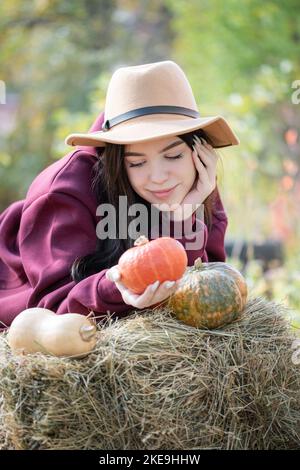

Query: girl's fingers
192;146;207;168
193;148;215;181
192;142;212;167
115;280;159;307
139;280;159;301
114;280;128;295
192;148;209;182
194;135;214;151
193;137;218;182
193;136;218;161
126;280;180;309
106;266;120;281
116;283;141;306
192;146;206;167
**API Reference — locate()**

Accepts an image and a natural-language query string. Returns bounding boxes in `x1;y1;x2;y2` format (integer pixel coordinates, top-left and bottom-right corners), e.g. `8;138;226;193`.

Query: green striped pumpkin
168;258;248;329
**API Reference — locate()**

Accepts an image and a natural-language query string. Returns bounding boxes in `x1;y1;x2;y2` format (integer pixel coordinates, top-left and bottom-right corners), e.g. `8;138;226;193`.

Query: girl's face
124;136;197;206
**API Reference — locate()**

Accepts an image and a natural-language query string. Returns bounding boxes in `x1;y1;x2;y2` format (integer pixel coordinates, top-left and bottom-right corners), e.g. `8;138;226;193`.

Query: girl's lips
150;185;178;198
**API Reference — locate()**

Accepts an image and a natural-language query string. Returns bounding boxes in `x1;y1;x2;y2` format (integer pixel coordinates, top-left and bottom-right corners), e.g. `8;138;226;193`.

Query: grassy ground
226;254;300;333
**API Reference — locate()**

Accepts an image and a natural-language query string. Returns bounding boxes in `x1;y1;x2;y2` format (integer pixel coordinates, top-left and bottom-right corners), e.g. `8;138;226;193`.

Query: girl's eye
128;153;184;168
166;153;184;160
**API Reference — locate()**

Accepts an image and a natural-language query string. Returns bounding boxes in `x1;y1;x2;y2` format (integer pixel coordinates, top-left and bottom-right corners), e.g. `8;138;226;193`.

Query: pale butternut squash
7;308;97;358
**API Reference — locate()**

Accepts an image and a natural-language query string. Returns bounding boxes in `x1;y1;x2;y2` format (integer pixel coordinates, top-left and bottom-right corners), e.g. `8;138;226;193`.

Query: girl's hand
169;136;219;222
106;265;180;309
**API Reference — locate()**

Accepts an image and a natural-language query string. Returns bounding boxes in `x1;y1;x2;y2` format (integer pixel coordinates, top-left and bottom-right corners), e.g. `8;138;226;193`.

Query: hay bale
0;296;299;450
0;395;11;450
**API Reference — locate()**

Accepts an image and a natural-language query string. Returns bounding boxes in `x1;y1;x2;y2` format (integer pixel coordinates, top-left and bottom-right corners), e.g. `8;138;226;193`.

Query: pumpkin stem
87;310;96;323
194;257;203;269
80;324;97;342
134;235;149;247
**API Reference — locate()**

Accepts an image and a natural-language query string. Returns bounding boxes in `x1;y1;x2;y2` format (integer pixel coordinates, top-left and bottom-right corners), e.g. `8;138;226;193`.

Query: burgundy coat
0;111;228;330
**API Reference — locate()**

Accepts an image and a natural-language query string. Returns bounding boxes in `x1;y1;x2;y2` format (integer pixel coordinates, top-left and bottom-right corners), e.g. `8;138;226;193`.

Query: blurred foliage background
0;0;299;327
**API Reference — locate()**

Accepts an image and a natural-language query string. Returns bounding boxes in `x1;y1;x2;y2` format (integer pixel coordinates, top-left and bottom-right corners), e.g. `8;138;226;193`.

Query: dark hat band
102;105;200;131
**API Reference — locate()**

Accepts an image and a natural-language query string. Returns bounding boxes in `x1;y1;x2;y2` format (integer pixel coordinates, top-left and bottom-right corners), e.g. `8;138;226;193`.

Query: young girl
0;60;239;329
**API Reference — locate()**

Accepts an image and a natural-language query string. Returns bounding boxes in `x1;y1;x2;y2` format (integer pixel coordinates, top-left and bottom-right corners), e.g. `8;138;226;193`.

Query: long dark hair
71;128;222;283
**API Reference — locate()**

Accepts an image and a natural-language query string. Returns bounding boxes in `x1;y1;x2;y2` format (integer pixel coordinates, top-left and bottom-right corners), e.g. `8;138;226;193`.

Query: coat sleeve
19;191;133;320
205;187;228;262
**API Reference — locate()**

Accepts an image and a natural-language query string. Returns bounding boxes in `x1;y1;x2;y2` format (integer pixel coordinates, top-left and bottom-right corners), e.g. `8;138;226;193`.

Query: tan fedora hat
65;60;240;149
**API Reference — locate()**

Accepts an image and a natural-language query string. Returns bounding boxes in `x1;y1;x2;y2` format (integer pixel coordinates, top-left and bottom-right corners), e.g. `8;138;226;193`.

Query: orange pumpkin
118;235;188;294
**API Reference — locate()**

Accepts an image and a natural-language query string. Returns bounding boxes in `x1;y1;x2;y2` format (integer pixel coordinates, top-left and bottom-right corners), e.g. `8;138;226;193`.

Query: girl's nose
150;165;168;184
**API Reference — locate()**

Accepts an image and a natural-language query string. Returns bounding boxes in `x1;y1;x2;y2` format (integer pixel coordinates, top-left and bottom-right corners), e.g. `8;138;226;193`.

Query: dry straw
0;296;299;450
